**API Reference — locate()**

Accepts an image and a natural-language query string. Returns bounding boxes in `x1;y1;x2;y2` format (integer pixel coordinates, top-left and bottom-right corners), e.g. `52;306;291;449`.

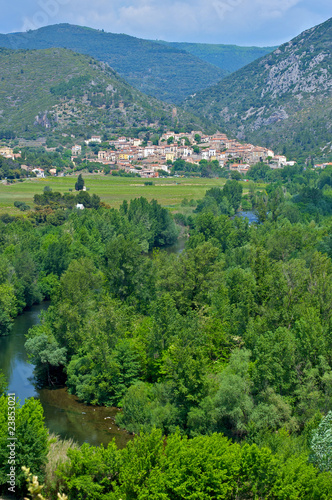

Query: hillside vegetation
156;40;276;73
184;17;332;159
0;24;227;104
0;47;209;136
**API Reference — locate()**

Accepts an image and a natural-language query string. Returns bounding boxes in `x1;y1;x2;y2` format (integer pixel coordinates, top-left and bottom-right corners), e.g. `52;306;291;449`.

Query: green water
0;303;131;448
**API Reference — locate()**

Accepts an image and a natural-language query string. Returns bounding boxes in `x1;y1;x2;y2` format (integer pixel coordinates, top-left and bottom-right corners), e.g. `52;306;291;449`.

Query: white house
85;136;101;145
32;168;45;178
72;145;82;155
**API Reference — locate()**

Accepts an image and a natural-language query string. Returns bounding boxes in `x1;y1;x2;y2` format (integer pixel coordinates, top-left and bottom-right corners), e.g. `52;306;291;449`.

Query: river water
0;303;131;448
235;211;258;224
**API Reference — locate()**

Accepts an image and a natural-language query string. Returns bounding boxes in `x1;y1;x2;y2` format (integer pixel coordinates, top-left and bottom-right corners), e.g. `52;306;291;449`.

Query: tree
0;283;17;335
25;334;67;385
74;174;84;191
0;372;7;396
230;171;242;180
222;180;243;212
310;411;332;471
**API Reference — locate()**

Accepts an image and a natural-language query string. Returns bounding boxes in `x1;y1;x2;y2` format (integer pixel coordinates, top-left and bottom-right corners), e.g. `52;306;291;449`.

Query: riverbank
0;303;132;448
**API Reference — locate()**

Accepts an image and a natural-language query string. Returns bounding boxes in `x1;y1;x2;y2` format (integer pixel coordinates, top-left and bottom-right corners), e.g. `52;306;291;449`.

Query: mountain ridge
0;24;227;104
183;17;332;158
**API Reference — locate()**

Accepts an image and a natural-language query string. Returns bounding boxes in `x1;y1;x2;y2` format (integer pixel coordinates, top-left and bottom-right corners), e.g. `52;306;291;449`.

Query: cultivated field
0;175;231;214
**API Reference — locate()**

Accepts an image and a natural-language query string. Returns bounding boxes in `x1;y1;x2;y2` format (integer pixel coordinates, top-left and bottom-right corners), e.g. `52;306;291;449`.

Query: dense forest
1;166;332;498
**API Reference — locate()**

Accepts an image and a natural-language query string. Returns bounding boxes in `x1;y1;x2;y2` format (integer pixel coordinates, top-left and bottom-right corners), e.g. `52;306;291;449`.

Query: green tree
310;411;332;472
0;283;17;335
74;174;84;191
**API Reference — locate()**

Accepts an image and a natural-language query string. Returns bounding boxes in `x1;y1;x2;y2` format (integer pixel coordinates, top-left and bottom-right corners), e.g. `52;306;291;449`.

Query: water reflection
0;303;131;448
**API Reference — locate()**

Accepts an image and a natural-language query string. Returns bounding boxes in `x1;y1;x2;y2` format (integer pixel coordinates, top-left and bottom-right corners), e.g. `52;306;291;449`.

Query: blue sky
0;0;331;46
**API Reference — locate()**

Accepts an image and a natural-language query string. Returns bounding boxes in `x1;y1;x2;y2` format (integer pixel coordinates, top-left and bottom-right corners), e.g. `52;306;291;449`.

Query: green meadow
0;174;264;215
0;175;230;214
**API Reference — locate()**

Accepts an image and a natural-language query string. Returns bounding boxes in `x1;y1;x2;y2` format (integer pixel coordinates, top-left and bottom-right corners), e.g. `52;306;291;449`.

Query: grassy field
0;175;231;215
0;174;264;215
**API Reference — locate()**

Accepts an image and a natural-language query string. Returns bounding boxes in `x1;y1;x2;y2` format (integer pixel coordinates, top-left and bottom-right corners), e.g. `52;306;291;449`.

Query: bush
14;201;30;211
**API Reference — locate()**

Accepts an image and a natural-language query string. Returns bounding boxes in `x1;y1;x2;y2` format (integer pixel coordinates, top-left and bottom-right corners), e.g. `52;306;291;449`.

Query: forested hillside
0;47;209;136
0;24;227;104
156;40;276;73
184;17;332;159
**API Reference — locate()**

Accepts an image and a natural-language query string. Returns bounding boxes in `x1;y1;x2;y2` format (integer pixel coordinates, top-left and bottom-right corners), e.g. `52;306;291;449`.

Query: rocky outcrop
185;17;332;155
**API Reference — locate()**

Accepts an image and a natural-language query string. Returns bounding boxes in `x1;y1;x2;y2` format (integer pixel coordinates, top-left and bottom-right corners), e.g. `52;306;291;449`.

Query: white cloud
255;0;301;19
3;0;329;45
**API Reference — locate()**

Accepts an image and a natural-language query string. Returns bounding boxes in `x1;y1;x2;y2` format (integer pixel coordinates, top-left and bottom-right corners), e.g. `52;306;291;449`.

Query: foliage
0;372;7;396
0;154;27;180
74;174;84;191
33;190;101;212
310;411;332;472
50;429;332;499
0;282;17;335
0;397;49;496
195;180;243;216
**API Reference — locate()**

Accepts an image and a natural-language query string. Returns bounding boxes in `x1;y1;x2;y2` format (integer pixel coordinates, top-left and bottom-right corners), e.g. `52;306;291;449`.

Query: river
0;303;131;448
235;211;258;224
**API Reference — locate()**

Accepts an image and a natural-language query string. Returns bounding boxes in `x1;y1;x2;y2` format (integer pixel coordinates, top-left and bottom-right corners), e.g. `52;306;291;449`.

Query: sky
0;0;331;46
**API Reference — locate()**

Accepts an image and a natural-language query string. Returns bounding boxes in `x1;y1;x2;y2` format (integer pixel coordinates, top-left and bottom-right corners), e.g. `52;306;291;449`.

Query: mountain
184;18;332;158
153;41;276;73
0;24;227;104
0;47;209;137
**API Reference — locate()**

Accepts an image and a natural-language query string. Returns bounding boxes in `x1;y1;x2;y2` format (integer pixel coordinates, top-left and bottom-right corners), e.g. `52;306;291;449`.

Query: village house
144;146;155;157
85;135;101;145
32;168;45;178
177;146;192;157
273;155;287;166
166;152;176;162
72;145;82;156
229;163;251;174
98;150;109;161
0;147;14;158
